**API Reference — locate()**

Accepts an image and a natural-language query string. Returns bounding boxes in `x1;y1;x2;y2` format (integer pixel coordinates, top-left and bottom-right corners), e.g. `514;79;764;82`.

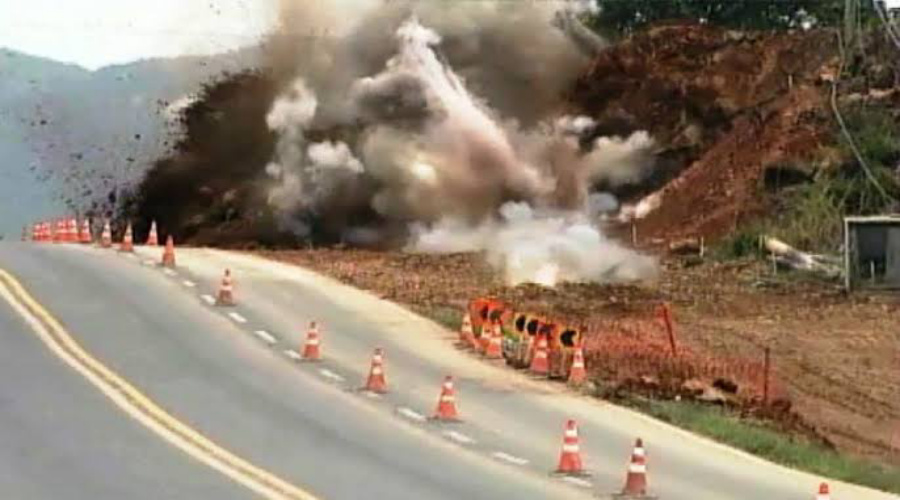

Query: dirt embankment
570;24;839;242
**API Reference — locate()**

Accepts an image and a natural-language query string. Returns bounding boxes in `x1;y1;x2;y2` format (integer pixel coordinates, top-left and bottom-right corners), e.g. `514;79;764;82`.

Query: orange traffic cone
53;219;65;243
484;322;503;359
42;222;52;242
31;223;40;242
146;220;159;246
816;483;830;500
37;222;47;242
119;223;134;252
79;219;92;244
556;419;585;475
568;343;587;386
161;235;176;268
100;220;112;248
215;269;235;306
302;322;321;361
458;313;476;348
66;217;78;242
530;333;550;375
621;438;648;497
432;375;460;421
362;348;387;393
477;320;492;354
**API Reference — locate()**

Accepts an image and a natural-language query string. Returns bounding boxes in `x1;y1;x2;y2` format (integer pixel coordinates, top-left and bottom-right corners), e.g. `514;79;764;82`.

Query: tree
588;0;851;36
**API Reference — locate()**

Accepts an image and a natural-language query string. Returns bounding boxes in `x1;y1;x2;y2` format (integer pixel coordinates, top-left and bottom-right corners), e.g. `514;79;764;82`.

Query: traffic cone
432;375;460;421
621;438;648;497
53;219;64;243
362;348;387;393
816;483;830;500
66;217;78;242
31;223;40;242
568;343;587;386
458;313;475;348
477;320;492;354
215;269;235;306
100;220;112;248
556;419;584;475
161;235;176;268
79;219;92;244
119;223;134;252
302;321;321;361
37;222;46;242
42;222;51;242
484;322;503;359
146;220;159;246
530;333;550;375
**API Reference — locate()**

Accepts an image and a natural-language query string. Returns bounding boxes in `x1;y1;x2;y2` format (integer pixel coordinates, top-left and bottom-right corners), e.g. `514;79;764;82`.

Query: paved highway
0;241;897;500
0;242;584;500
0;271;250;499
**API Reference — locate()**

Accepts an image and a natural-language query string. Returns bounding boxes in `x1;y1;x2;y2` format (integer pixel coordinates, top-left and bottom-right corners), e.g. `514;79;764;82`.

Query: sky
4;0;900;70
0;0;279;70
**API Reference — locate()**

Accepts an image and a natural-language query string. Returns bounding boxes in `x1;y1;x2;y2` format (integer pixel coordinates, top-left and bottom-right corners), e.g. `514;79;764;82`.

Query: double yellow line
0;268;319;500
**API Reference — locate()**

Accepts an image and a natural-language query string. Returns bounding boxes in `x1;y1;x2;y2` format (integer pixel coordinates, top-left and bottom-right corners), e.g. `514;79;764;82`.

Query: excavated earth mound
570;23;839;243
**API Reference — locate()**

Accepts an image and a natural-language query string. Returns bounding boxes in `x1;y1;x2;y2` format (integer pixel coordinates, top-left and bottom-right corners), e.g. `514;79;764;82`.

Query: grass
628;398;900;494
417;306;463;332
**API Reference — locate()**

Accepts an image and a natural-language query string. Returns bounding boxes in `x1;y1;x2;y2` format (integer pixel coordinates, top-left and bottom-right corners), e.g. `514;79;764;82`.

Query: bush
724;104;900;254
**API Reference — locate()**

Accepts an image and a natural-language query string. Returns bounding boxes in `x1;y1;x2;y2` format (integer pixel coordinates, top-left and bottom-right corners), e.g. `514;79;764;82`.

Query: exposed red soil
570;24;839;242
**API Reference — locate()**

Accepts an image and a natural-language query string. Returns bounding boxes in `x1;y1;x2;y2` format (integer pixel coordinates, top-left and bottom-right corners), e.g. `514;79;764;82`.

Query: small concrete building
844;215;900;290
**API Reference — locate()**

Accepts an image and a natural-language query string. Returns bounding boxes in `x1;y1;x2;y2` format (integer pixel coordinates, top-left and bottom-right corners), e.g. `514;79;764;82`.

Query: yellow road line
0;268;319;500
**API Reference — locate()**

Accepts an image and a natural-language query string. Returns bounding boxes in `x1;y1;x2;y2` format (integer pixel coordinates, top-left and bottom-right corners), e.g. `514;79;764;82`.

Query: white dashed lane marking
228;312;248;324
200;294;216;305
162;269;177;276
561;476;592;488
318;369;345;382
284;350;302;361
253;330;276;345
443;430;476;445
396;407;427;423
182;280;196;288
492;452;529;466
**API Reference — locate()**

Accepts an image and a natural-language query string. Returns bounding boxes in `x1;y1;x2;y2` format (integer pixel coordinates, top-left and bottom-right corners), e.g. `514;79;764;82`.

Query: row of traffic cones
556;419;651;498
457;311;587;386
26;218;161;247
292;323;460;421
457;314;504;360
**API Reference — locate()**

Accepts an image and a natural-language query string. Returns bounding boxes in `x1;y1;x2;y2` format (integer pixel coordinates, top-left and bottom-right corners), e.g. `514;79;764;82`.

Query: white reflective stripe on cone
629;463;647;473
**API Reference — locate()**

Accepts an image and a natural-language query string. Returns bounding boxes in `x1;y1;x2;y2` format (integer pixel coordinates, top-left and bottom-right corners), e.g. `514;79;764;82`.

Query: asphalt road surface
0;241;896;500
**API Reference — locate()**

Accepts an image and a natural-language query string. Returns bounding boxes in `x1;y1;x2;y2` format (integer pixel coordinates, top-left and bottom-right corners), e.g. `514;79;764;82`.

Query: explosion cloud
263;1;658;285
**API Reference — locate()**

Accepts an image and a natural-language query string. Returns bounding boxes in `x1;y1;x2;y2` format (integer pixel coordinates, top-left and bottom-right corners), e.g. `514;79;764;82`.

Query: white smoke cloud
264;11;658;285
556;115;597;136
266;79;318;132
410;202;658;286
308;141;364;173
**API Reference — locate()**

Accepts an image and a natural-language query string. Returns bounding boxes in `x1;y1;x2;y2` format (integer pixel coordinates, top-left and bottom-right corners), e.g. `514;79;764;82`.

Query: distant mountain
0;46;264;237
